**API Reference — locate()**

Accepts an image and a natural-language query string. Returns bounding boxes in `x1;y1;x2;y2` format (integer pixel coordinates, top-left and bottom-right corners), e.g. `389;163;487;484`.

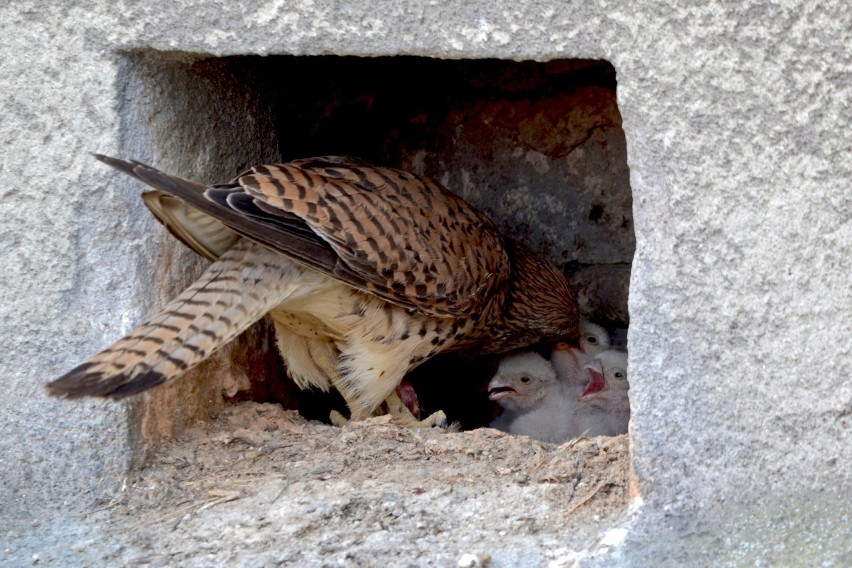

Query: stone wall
1;1;848;563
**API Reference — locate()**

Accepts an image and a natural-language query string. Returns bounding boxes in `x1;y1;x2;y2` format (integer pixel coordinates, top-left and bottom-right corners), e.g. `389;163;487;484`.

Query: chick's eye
520;376;531;384
614;371;625;380
587;336;598;344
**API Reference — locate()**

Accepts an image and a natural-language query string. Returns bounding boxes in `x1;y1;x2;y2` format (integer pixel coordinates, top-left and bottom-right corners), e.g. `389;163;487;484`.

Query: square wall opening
117;53;633;445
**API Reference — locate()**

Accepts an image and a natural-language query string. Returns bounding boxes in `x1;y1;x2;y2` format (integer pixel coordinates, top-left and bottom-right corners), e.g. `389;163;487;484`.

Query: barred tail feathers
46;240;303;399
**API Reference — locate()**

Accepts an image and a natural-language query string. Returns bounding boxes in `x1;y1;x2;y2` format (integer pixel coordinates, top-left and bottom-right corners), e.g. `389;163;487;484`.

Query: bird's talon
426;410;449;429
388;409;450;429
47;155;581;436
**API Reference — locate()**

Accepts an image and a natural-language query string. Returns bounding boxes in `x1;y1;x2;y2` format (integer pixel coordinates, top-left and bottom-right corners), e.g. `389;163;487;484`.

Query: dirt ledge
9;402;632;567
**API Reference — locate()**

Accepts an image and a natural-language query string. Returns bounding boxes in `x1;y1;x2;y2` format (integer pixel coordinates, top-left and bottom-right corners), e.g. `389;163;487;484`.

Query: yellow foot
329;394;451;429
383;390;450;429
396;409;451;429
329;410;349;427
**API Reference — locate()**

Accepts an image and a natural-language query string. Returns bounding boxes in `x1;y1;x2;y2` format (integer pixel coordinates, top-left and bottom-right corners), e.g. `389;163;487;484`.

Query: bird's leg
301;344;358;426
328;382;449;429
302;344;389;425
310;344;448;428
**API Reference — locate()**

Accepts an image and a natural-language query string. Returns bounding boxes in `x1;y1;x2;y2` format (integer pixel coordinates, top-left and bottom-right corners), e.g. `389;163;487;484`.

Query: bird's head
488;351;557;411
579;320;610;355
551;320;612;377
579;350;629;401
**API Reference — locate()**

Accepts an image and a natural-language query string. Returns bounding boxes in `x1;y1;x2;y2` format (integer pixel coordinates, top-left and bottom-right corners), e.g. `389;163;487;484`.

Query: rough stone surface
2;403;632;567
1;1;849;566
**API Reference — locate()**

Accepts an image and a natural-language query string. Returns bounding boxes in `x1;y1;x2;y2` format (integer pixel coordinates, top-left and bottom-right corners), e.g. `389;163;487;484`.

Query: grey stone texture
1;0;849;565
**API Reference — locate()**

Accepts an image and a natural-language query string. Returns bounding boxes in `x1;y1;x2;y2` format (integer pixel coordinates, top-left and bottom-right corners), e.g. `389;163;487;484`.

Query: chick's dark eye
587;336;598;344
520;376;531;383
615;371;625;379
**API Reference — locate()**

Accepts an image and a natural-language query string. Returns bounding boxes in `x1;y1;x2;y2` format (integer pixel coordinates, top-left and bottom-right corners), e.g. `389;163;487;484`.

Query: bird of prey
550;320;610;391
488;348;629;442
564;349;630;438
46;155;579;427
487;351;574;443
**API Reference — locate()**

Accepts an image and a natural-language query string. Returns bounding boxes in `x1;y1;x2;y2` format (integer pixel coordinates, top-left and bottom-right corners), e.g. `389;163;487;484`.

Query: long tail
46;239;304;399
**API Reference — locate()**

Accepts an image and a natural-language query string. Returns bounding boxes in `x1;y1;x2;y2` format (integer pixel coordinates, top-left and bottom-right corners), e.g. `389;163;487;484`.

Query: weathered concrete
1;1;849;565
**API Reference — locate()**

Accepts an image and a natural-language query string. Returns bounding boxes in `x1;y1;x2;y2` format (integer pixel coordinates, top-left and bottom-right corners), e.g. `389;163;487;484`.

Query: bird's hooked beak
580;360;607;400
487;377;517;401
553;336;581;350
552;341;580;365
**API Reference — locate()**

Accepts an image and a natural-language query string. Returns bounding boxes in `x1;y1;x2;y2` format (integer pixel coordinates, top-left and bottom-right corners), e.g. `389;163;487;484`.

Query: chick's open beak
488;377;517;401
580;362;607;399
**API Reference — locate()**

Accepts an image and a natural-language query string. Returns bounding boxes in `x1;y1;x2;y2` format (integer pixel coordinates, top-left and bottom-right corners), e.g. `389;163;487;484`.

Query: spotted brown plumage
46;155;579;422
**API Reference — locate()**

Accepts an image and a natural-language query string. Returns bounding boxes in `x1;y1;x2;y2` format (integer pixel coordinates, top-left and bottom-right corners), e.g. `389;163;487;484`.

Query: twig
128;492;241;530
563;477;611;518
81;499;120;517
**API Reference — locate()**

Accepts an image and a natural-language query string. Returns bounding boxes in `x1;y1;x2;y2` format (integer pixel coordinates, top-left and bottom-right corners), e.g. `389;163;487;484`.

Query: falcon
487;350;577;443
487;348;629;442
46;155;579;426
550;320;610;393
565;349;631;438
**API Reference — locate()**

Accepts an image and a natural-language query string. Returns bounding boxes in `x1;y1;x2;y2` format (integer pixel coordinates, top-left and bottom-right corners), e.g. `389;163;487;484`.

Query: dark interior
131;54;633;429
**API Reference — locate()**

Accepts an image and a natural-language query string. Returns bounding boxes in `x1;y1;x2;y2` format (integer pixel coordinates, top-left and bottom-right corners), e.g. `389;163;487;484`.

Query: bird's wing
97;155;342;277
97;155;510;318
234;157;511;317
141;191;239;262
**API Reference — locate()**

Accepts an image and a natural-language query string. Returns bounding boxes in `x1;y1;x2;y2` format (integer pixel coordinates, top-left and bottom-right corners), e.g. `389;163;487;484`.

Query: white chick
487;351;574;443
564;349;630;438
487;348;630;443
488;351;558;418
550;320;611;392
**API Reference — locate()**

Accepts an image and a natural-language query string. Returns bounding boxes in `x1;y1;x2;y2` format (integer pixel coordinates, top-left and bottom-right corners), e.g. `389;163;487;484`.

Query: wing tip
92;153;143;179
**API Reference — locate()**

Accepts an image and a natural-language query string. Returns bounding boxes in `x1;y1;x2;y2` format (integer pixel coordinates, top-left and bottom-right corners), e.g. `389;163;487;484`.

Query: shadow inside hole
128;52;633;434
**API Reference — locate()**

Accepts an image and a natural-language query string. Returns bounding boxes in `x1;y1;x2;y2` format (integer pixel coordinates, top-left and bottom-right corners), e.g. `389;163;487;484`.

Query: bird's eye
520;376;531;383
587;336;598;344
614;371;625;379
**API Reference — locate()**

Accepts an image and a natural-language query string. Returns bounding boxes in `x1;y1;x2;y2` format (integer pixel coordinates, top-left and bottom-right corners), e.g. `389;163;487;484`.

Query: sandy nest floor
72;402;632;567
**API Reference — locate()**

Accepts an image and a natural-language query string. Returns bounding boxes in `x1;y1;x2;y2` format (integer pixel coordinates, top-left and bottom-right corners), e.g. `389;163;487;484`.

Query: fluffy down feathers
550;320;611;390
487;351;574;444
566;349;630;437
488;347;630;443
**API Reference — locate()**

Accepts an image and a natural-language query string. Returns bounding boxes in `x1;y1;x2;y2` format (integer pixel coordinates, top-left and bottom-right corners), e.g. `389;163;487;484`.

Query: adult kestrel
47;155;579;426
